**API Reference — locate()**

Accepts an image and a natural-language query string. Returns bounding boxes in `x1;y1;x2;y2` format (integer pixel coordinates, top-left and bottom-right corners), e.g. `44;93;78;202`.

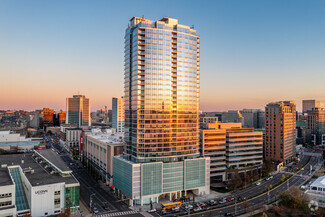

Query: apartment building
264;101;296;163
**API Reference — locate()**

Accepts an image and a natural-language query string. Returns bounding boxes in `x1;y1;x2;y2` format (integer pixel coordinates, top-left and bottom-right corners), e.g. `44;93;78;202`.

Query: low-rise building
200;122;263;183
85;129;124;184
0;149;79;216
305;176;325;208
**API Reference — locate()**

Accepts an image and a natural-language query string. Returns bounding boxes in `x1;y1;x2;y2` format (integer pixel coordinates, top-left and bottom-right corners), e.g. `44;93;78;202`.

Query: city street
45;134;323;217
46;135;131;215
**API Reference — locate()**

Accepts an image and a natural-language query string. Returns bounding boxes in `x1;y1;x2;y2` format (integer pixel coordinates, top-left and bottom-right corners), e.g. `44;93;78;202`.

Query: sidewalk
78;199;92;217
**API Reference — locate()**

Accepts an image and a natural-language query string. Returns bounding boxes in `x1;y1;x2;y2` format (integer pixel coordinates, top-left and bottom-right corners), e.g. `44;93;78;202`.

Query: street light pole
235;197;237;215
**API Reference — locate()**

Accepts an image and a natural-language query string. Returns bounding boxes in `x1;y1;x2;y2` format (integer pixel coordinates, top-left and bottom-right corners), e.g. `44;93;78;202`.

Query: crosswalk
96;211;138;217
96;211;154;217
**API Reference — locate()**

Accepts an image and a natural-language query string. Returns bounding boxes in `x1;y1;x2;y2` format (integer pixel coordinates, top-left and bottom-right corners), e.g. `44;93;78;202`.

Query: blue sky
0;0;324;111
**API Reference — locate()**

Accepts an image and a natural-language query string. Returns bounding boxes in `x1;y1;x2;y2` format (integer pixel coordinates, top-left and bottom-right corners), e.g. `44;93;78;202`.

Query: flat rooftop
35;149;71;173
89;132;124;144
0;153;78;187
0;167;13;186
0;141;40;147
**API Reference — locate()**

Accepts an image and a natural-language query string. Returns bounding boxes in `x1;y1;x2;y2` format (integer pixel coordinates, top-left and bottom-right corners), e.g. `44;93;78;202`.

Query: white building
0;131;32;143
0;150;80;217
85;129;125;184
305;176;325;208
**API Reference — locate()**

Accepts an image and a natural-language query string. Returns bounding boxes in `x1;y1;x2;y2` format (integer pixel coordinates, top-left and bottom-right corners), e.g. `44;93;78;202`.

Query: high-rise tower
124;17;200;163
66;95;91;127
114;17;209;206
264;101;296;163
112;97;125;133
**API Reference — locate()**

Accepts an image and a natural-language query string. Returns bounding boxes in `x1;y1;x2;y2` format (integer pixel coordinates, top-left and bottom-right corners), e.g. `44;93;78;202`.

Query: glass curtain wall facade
124;17;200;163
66;95;91;127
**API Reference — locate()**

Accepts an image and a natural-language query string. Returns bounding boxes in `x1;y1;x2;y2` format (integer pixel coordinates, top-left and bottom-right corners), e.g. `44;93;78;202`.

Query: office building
303;100;324;115
222;110;244;125
306;108;325;145
241;109;265;129
200;127;226;182
42;108;54;123
112;97;125;133
66;95;91;127
200;122;263;182
66;128;82;156
0;149;79;217
199;112;220;129
85;129;124;184
264;101;296;163
113;17;209;206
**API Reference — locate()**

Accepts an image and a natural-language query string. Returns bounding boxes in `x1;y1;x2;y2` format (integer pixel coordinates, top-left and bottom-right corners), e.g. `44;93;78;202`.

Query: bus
162;202;182;210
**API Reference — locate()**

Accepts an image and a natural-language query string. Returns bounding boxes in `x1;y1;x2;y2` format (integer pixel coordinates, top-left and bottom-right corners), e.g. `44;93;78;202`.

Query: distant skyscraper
264;101;296;163
303;99;324;114
241;109;265;129
222;110;244;125
112;97;125;133
113;17;209;206
66;95;90;127
306;107;325;145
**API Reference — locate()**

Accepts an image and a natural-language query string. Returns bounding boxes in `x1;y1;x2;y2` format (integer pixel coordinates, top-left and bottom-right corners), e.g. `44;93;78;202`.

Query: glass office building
114;17;209;206
125;17;200;163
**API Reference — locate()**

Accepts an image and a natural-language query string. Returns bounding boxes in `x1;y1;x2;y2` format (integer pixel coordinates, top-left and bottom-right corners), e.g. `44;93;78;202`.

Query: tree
227;172;243;190
278;186;309;212
58;207;71;217
262;160;275;177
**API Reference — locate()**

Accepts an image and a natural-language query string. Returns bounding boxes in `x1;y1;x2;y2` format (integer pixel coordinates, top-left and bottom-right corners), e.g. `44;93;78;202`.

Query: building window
54;191;60;195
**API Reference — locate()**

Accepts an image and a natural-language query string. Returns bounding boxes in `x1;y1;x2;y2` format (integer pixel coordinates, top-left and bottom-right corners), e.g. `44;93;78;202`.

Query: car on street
256;182;261;186
219;198;227;204
172;206;180;212
224;213;232;216
184;204;193;210
103;203;109;210
93;207;99;214
148;208;156;213
228;197;235;202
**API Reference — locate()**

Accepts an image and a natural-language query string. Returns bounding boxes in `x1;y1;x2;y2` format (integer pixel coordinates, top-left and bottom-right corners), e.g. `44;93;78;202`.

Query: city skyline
1;0;325;112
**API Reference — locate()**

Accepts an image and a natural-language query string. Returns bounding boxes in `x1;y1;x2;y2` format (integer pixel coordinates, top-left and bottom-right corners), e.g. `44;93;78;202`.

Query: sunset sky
1;0;325;112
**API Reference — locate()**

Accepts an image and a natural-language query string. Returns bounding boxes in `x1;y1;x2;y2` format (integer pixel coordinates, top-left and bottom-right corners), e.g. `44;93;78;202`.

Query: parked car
93;207;99;214
256;182;261;186
200;202;208;207
219;198;227;204
148;208;156;213
228;197;235;202
209;200;216;205
103;203;109;210
224;213;232;216
172;206;180;212
194;206;202;212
